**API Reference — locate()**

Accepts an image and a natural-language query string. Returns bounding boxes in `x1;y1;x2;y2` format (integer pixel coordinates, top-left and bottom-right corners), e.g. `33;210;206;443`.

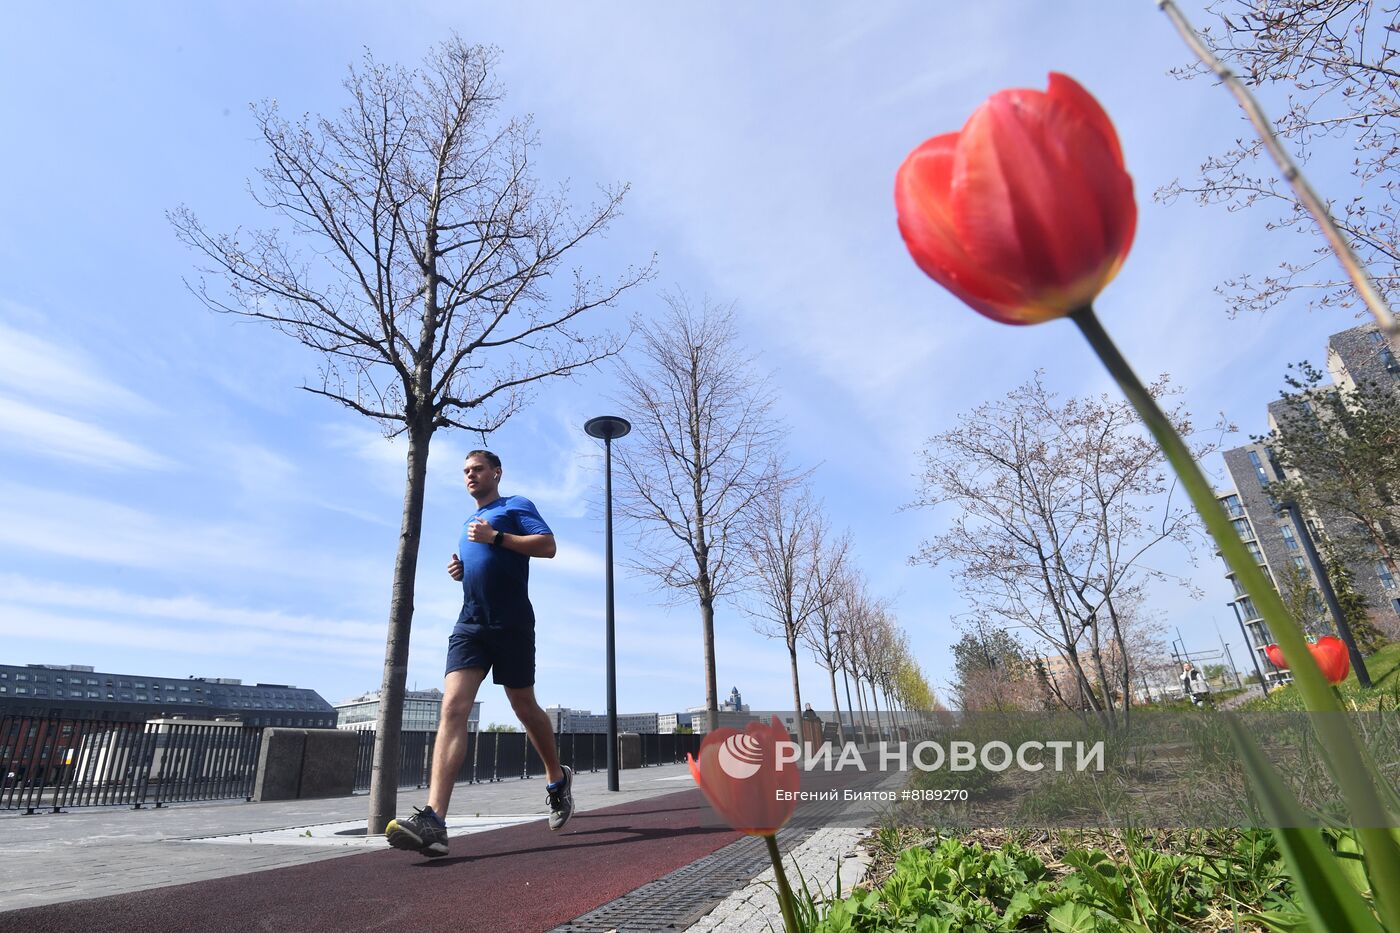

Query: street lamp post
833;629;856;746
1278;498;1372;688
585;414;631;792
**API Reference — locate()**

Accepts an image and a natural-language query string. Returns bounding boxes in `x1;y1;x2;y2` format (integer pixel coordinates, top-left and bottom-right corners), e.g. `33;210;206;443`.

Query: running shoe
547;766;574;831
385;806;448;857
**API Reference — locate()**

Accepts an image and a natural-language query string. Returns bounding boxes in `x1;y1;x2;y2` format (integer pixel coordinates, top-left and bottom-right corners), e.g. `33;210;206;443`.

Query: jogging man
386;449;574;857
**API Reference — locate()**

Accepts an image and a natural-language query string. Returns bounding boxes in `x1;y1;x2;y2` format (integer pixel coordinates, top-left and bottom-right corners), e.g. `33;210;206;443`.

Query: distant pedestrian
386;450;573;858
800;703;823;748
1180;662;1210;707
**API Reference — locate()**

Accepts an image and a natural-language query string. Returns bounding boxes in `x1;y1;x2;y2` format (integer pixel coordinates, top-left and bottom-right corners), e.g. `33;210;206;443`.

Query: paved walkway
0;762;879;931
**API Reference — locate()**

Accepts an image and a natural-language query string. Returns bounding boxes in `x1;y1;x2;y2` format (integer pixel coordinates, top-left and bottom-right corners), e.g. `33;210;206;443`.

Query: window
1292;555;1307;569
15;673;28;681
1248;450;1270;488
1370;331;1400;374
1246;541;1265;564
1232;517;1253;541
1392;597;1400;616
1379;561;1397;590
54;677;65;685
1280;525;1299;551
15;687;28;695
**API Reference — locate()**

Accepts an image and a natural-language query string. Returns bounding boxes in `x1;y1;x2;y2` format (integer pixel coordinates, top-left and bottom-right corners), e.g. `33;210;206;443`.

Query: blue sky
0;3;1367;721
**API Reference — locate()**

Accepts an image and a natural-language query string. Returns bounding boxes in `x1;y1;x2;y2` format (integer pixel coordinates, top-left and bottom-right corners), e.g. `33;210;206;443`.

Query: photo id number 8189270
902;789;970;802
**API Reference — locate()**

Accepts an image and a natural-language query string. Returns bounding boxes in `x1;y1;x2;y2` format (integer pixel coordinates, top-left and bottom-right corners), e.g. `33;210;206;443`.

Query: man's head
464;450;502;502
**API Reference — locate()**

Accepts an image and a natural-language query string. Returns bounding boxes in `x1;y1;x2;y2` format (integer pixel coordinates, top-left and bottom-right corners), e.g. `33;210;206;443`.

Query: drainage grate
548;826;815;933
552;778;890;932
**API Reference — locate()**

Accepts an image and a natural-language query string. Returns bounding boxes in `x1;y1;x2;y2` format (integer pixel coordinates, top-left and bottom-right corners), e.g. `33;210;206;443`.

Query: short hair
466;449;501;469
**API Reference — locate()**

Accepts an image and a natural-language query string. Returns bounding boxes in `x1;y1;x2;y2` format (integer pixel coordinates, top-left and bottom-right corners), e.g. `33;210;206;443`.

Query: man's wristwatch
493;529;503;546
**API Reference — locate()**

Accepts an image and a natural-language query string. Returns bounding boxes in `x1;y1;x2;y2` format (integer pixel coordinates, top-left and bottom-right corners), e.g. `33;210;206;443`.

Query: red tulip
895;73;1136;325
1310;635;1350;685
1263;638;1350;684
688;716;799;836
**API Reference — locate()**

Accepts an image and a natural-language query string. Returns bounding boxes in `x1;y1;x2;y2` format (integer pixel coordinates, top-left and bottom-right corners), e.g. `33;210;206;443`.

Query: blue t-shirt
455;495;552;628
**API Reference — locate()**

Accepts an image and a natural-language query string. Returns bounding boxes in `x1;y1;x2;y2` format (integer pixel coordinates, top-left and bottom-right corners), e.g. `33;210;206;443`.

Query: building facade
657;712;693;734
334;688;478;733
544;706;658;734
1214;322;1400;678
0;663;335;727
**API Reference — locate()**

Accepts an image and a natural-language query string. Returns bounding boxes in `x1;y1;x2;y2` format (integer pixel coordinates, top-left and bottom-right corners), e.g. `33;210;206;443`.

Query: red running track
1;789;739;933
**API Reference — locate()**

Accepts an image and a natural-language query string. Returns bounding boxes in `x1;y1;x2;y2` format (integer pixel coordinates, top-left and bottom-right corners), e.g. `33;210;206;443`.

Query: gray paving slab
0;763;698;913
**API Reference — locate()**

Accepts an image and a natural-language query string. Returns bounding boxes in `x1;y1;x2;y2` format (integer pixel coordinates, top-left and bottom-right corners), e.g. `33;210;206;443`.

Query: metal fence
1;714;703;812
2;715;263;814
350;729;702;792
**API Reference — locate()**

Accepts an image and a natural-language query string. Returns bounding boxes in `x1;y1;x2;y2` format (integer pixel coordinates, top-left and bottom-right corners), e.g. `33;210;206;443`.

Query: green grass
811;828;1305;932
1239;641;1400;712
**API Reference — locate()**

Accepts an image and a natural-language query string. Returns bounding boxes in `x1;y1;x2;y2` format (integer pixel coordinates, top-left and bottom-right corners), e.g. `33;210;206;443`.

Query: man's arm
498;532;556;559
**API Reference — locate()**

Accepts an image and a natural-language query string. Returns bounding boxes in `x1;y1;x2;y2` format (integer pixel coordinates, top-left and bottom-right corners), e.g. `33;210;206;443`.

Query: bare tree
747;487;841;745
801;541;854;741
848;595;897;739
171;39;651;832
612;295;789;731
911;375;1217;726
1158;1;1400;319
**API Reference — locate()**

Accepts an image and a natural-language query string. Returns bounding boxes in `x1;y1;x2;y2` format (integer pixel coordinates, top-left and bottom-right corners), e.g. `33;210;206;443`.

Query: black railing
1;715;262;813
1;715;704;811
350;730;702;792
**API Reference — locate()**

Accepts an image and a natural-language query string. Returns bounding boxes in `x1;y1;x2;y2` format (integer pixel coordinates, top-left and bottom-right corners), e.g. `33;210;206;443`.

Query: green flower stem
764;833;800;933
1070;305;1400;924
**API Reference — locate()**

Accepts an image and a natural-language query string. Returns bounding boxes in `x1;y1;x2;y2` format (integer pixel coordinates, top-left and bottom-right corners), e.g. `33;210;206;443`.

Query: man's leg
505;685;562;783
427;666;488;818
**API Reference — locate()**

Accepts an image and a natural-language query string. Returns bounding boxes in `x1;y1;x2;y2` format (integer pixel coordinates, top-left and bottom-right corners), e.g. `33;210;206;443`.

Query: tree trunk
868;674;884;741
700;597;718;732
368;421;433;834
788;639;803;756
854;674;871;742
829;666;846;744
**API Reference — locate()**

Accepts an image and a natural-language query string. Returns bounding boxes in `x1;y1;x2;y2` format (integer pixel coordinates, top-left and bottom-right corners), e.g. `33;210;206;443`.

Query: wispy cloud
0;480;385;595
0;316;158;415
0;605;381;666
0;395;177;470
1;575;384;643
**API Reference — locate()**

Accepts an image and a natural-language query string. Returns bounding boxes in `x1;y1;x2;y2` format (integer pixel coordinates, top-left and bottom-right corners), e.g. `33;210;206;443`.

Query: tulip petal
894;73;1137;325
895;133;1032;324
952;79;1134;316
1309;635;1351;685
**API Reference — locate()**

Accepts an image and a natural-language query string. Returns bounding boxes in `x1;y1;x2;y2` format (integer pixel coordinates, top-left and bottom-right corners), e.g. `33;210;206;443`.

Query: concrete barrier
253;728;358;801
617;732;641;770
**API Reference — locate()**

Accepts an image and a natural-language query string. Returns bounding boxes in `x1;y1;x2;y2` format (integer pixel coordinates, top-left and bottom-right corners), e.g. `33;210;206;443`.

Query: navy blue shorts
446;622;535;688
